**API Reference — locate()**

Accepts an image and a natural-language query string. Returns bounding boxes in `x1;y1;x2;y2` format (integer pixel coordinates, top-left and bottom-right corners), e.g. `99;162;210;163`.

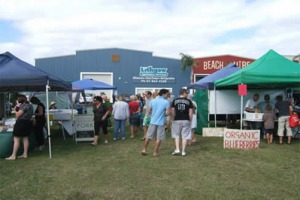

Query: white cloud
0;0;299;64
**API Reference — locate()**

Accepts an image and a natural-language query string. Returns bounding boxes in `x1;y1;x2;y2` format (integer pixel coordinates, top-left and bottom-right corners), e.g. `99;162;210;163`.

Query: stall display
0;52;72;158
48;109;78;136
244;112;264;121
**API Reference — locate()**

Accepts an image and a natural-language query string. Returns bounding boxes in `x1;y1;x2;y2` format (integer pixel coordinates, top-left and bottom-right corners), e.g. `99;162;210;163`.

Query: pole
240;95;243;130
214;86;217;127
46;84;52;159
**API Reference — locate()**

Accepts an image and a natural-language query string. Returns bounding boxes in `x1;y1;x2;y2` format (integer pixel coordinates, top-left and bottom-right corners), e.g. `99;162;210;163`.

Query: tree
180;53;195;83
292;54;300;63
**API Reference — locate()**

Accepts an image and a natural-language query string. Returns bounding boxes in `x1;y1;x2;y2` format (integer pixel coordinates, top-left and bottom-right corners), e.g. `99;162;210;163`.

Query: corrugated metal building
35;48;191;96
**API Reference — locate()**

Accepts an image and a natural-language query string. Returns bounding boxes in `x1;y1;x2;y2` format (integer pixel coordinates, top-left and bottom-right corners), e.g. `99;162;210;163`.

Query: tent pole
207;89;210;127
214;86;217;127
240;93;243;130
46;84;52;159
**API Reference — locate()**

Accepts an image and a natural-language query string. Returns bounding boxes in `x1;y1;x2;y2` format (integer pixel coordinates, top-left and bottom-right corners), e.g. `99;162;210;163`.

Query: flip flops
5;156;16;160
17;155;27;159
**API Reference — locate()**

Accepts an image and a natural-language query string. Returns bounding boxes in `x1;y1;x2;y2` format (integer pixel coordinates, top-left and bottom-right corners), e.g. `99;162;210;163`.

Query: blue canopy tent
72;78;117;104
0;52;71;92
187;63;240;130
0;52;72;158
72;78;117;90
187;63;240;90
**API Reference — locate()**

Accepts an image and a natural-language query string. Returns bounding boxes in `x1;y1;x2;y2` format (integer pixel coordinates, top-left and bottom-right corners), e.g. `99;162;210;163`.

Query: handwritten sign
75;114;94;142
223;129;260;149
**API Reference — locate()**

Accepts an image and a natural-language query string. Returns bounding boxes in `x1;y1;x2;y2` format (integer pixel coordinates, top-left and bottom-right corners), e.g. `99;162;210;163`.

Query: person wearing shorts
141;91;153;140
275;96;293;144
141;89;170;157
171;88;193;156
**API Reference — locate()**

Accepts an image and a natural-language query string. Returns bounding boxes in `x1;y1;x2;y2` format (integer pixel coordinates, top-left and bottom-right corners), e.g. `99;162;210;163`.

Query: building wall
35;48;191;95
35;55;77;82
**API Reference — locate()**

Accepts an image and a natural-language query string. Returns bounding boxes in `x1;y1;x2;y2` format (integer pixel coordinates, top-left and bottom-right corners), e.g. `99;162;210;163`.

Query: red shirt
128;101;140;115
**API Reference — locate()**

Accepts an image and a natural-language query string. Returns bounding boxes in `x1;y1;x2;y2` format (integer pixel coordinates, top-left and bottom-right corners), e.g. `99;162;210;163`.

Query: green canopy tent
215;49;300;128
215;49;300;89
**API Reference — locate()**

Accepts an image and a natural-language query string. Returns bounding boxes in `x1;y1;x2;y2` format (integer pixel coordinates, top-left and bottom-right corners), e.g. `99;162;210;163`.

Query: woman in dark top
91;96;110;145
6;95;33;160
30;96;46;150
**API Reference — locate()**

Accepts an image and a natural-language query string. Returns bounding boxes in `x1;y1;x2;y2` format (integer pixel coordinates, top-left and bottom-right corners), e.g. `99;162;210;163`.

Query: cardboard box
244;112;264;120
203;127;224;137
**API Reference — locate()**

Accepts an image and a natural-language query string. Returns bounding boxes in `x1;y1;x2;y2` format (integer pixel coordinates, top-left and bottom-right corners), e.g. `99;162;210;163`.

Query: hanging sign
238;84;247;96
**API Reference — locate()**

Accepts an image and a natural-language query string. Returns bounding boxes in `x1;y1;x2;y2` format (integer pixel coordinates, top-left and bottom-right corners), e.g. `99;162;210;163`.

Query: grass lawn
1;125;300;200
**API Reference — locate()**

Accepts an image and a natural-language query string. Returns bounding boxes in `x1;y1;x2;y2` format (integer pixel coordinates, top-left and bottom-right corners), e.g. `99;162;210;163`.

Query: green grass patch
1;126;300;200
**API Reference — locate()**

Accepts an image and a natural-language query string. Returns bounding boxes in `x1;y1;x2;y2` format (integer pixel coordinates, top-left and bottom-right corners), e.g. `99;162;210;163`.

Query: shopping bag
289;113;300;128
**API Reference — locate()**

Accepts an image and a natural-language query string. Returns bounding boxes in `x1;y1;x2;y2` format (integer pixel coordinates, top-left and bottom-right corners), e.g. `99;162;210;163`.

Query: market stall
215;49;300;129
0;52;72;158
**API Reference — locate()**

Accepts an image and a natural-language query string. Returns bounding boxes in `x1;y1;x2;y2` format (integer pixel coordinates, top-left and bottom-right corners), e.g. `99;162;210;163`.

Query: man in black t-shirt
171;88;193;156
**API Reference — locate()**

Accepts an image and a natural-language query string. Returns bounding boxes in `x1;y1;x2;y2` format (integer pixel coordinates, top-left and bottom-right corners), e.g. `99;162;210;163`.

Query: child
262;104;276;144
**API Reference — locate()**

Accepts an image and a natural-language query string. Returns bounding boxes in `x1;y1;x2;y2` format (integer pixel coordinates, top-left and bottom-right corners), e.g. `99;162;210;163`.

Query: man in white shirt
245;93;260;112
244;93;261;130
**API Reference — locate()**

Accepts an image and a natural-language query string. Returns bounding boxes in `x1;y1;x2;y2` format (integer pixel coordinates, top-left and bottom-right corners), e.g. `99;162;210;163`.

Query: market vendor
49;101;57;110
244;93;260;113
257;94;275;112
244;93;262;131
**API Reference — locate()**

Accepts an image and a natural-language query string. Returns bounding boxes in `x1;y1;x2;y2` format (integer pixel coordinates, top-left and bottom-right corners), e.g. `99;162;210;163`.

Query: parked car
79;93;95;103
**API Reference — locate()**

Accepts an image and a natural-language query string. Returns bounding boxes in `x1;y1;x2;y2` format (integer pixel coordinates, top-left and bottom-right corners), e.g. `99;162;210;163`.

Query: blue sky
0;0;299;64
0;20;20;42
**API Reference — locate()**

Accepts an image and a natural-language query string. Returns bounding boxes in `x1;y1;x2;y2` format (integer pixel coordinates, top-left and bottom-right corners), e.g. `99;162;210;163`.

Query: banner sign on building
133;66;175;83
223;129;260;149
193;55;255;75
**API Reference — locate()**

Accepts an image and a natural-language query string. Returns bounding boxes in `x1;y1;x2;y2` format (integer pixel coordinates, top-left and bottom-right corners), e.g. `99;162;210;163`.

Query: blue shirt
149;96;170;125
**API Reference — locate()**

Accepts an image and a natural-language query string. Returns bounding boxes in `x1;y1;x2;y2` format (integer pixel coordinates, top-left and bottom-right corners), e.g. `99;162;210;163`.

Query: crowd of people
89;88;198;157
244;93;299;145
6;89;299;160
